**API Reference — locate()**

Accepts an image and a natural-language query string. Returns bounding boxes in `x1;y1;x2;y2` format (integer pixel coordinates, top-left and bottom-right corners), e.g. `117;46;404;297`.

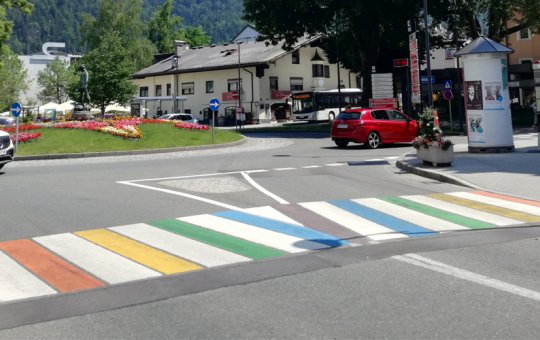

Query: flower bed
11;132;42;143
0;124;42;133
174;122;209;131
412;108;453;151
50;120;141;139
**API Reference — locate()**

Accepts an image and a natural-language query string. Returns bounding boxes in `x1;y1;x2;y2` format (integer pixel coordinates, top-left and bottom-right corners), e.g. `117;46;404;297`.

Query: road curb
395;153;483;190
13;137;247;161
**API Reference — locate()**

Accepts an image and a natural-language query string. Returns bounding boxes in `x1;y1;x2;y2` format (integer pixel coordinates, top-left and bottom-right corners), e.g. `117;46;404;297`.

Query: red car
331;108;418;149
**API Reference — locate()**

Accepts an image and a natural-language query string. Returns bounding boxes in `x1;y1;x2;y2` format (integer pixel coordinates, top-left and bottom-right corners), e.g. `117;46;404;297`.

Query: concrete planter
416;145;454;167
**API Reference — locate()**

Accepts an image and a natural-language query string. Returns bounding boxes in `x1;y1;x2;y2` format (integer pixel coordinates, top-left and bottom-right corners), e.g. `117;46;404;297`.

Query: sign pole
212;111;215;144
15;116;19;152
449;99;453;132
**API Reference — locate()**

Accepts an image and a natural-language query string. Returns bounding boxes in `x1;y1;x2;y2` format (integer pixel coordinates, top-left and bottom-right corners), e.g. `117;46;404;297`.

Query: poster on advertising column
468;113;485;143
483;81;504;110
465;80;483;110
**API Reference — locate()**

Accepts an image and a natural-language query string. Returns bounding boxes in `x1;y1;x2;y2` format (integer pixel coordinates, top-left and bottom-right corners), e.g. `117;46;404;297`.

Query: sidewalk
396;130;540;201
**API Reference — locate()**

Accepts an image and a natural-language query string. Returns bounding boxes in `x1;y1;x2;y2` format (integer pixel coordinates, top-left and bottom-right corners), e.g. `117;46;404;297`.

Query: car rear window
336;112;361;120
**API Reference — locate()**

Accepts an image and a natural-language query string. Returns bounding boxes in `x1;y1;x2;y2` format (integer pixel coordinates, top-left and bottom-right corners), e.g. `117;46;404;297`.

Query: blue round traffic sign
209;98;220;111
10;102;22;118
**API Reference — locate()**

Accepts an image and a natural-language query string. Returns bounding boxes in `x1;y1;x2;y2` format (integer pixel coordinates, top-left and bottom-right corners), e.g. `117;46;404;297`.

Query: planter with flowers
412;107;454;167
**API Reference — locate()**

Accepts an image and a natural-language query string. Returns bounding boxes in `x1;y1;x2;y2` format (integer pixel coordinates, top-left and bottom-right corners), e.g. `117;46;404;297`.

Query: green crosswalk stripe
150;219;286;260
382;197;494;229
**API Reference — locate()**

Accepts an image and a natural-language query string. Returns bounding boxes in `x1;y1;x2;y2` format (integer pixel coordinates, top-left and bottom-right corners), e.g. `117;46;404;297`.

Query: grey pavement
396;129;540;201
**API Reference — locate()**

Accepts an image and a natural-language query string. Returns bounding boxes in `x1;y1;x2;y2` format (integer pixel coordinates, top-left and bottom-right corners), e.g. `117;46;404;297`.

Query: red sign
393;59;409;68
369;98;398;109
271;90;292;100
222;91;239;101
411;84;421;94
409;39;418;51
410;70;420;86
410;58;419;70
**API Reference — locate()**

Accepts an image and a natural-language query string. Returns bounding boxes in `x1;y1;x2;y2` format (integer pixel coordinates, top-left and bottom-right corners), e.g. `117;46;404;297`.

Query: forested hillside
8;0;245;54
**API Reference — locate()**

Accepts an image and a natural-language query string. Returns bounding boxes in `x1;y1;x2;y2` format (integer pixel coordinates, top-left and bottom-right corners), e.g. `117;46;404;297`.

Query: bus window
292;93;315;113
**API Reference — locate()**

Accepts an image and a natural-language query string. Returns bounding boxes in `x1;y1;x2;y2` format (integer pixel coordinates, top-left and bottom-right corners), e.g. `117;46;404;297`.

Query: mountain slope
8;0;245;54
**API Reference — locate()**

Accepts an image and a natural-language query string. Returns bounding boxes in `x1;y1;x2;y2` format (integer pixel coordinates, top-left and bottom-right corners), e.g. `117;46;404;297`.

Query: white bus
290;88;362;121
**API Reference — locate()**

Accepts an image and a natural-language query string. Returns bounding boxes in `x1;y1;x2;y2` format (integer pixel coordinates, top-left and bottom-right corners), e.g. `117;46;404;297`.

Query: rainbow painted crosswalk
1;190;540;304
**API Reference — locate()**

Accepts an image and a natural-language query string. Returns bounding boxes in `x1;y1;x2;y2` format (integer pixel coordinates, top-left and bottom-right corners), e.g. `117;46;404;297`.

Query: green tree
147;0;211;53
0;0;32;47
36;57;77;104
243;0;423;105
81;0;154;70
0;46;27;111
430;0;540;44
69;32;136;117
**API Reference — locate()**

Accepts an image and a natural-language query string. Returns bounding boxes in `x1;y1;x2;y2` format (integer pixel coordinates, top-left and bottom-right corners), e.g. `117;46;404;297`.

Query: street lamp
172;55;179;112
423;0;433;107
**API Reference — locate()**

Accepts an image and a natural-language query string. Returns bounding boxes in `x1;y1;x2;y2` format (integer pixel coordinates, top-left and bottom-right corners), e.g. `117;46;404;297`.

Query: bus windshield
291;93;315;114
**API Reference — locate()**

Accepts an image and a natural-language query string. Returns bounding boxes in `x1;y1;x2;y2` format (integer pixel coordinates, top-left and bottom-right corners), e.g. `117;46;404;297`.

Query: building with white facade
131;32;359;124
18;42;80;106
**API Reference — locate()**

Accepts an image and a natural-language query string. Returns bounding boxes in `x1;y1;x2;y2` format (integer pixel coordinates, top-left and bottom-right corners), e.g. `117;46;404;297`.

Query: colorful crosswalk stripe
243;206;303;226
272;203;364;242
180;214;327;252
382;197;493;229
352;198;469;232
0;250;56;302
0;239;105;293
472;191;540;208
429;193;540;223
75;229;202;275
110;223;251;267
330;200;436;237
33;233;161;284
213;210;349;248
299;201;407;241
448;192;540;217
402;195;520;226
150;219;285;260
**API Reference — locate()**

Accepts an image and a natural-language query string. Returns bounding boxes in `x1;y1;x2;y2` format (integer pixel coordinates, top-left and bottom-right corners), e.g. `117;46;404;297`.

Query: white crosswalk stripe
447;192;540;216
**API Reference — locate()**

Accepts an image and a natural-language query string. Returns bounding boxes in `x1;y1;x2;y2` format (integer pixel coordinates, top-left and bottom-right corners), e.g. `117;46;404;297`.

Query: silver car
159;113;198;124
0;130;14;170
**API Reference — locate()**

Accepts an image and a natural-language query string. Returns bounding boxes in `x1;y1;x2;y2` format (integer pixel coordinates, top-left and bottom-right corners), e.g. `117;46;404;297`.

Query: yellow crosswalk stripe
429;194;540;223
75;229;202;275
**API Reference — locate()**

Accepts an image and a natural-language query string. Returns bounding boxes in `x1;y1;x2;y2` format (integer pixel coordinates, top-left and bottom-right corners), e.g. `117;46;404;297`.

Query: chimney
174;40;188;56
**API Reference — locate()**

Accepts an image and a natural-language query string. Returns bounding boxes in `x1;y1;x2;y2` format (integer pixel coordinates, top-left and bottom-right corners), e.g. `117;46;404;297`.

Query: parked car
0;117;16;126
159;113;198;124
331;108;418;149
0;130;14;170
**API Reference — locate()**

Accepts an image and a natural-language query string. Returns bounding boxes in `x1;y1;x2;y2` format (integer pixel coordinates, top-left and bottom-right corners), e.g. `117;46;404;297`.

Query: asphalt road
1;132;539;338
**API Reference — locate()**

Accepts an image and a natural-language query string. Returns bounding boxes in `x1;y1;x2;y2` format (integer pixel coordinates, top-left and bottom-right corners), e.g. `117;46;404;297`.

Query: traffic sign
209;98;220;111
443;90;453;101
230;91;239;100
10;102;22;117
443;80;452;90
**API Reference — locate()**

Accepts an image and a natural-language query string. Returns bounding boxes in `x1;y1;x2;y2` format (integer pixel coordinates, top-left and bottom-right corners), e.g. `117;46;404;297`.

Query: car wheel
335;139;349;148
328;112;336;121
365;131;381;149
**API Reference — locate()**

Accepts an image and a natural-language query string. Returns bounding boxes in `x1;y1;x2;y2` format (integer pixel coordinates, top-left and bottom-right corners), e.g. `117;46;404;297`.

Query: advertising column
454;37;514;153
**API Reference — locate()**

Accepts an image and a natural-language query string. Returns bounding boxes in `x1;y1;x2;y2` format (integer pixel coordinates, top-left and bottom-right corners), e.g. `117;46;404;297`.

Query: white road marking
118;170;249;183
448;192;540;216
302;165;323;169
394;254;540;302
241;171;289;204
34;233;161;284
325;163;346;167
180;215;328;253
300;201;407;241
110;224;250;267
366;159;385;162
273;167;296;171
403;195;522;226
243;206;303;225
118;181;242;211
0;251;56;302
352;198;469;232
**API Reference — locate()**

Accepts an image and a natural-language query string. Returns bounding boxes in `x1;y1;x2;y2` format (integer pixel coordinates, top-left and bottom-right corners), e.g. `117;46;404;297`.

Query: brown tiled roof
132;35;321;79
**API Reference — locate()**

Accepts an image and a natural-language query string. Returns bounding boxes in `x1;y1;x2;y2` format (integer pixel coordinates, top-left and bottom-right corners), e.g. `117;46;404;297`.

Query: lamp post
335;13;342;115
172;55;179;112
423;0;433;107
